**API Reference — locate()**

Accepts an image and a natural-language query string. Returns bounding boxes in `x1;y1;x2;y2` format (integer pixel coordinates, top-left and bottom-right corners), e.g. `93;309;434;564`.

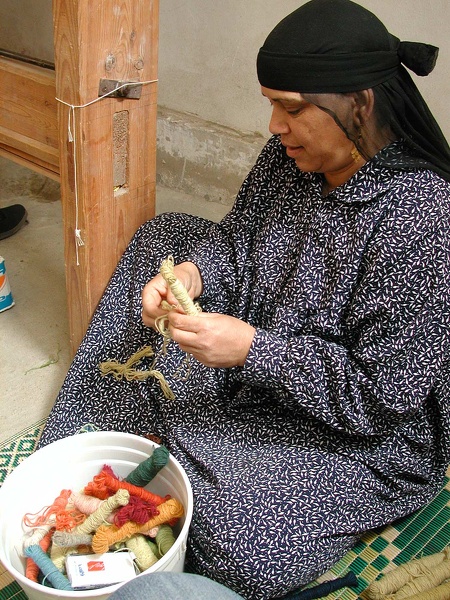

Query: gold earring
351;146;361;162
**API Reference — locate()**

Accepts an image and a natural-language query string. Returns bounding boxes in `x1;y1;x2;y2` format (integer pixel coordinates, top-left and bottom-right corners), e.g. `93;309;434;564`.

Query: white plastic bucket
0;431;193;600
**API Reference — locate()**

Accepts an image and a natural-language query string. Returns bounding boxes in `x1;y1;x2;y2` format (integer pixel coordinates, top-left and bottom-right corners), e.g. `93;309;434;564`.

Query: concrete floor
0;157;230;444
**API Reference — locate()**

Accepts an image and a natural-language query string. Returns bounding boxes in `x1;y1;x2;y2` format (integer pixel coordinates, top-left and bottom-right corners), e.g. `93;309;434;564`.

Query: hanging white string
56;79;158;265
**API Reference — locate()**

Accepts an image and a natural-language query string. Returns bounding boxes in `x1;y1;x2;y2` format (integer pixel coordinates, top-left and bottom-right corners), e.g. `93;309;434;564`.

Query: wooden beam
53;0;159;354
0;57;59;178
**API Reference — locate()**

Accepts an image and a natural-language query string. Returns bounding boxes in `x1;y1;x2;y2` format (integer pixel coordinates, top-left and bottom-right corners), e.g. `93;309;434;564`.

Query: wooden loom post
52;0;158;354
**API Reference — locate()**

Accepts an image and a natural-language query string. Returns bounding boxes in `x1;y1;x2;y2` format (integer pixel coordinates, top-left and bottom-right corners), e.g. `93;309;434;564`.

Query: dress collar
301;141;425;204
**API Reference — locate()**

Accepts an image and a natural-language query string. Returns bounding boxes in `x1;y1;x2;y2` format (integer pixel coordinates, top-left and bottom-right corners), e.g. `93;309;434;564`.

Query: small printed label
66;552;137;590
87;561;105;572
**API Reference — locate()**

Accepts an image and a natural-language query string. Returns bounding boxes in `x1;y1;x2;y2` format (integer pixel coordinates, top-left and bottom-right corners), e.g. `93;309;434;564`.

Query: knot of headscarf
398;41;439;77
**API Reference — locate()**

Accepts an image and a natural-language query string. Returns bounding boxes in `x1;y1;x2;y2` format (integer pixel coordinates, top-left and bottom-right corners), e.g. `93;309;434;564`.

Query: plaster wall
0;0;54;64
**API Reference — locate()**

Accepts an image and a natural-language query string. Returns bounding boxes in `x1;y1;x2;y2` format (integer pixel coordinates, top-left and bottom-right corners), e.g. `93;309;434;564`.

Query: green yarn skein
125;445;170;487
155;524;176;556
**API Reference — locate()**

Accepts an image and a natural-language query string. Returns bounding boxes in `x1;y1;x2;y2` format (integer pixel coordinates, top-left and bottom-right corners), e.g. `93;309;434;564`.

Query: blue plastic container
0;256;14;312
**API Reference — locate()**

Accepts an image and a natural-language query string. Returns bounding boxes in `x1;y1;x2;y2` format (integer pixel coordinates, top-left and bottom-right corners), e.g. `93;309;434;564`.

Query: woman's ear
352;89;374;128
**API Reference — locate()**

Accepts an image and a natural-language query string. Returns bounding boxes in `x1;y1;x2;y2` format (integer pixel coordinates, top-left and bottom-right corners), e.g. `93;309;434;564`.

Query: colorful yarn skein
126;534;160;570
155;524;176;556
25;529;54;582
92;497;184;554
114;494;159;526
23;488;85;531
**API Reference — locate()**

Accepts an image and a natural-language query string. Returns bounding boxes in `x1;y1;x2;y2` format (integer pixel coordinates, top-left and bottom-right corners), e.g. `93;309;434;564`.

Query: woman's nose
269;105;290;135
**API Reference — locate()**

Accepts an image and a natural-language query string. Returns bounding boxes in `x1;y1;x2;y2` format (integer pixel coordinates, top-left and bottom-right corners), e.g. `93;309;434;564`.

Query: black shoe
0;204;28;240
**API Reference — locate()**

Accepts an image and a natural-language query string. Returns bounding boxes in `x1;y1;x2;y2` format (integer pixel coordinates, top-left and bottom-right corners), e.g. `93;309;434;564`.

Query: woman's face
261;86;359;179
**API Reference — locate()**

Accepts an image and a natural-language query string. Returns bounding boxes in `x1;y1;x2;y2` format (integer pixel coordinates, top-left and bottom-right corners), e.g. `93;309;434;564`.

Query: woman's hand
142;261;203;329
142;260;255;367
165;311;256;368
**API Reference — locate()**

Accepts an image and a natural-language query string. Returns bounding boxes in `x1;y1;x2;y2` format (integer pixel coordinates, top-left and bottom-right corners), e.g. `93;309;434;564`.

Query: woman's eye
286;107;302;116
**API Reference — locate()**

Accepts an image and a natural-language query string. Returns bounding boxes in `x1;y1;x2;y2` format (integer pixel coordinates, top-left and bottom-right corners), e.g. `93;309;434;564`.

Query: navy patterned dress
39;136;450;599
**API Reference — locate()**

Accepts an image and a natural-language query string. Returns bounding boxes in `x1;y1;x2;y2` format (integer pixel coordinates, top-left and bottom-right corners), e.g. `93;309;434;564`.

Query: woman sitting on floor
38;0;450;598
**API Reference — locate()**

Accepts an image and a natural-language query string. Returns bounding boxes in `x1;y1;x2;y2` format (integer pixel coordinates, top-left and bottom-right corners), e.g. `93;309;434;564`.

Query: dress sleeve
238;183;450;436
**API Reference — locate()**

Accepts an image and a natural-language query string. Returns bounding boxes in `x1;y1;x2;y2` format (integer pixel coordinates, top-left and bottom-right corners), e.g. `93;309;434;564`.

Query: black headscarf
257;0;450;182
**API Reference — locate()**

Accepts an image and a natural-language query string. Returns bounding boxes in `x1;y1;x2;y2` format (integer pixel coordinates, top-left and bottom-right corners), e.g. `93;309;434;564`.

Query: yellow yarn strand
159;255;201;316
390;581;450;600
155;255;201;344
99;347;154;381
384;557;450;600
367;548;450;600
98;346;175;400
49;543;73;572
155;255;201;381
74;489;130;535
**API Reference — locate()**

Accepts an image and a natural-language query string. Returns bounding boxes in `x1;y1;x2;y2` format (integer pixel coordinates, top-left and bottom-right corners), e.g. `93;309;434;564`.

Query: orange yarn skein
23;489;71;527
84;469;167;506
23;489;85;531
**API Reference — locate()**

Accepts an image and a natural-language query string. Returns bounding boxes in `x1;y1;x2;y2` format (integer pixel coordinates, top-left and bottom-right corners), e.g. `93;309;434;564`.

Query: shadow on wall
0;158;60;203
